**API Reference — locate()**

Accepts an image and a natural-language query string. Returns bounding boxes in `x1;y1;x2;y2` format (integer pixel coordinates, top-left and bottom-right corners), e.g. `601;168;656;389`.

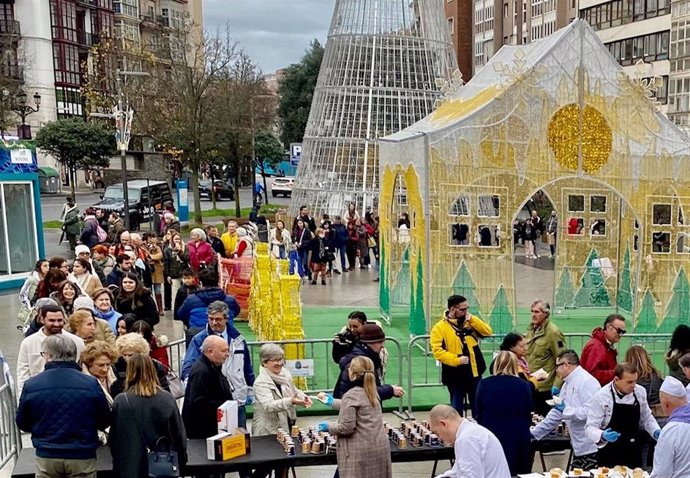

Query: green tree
489;285;514;335
277;40;324;146
618;246;634;312
573;248;611;307
658;267;690;333
555;267;575;308
35;118;116;196
255;130;284;203
635;289;658;333
452;261;480;310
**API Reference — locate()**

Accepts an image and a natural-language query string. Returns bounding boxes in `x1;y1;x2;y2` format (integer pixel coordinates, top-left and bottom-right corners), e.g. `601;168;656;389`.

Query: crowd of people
13;200;690;478
428;294;690;477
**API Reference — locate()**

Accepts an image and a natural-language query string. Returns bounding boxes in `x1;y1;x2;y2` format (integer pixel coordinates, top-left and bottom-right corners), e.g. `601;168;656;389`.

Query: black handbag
124;394;181;478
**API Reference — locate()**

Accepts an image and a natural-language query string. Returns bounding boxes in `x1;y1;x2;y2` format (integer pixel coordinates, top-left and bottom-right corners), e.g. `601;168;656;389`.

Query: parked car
199;180;234;201
92;180;173;231
271;177;295;198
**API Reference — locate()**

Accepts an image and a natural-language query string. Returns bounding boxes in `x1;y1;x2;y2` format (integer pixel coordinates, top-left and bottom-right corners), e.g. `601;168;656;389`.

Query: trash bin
38;167;60;194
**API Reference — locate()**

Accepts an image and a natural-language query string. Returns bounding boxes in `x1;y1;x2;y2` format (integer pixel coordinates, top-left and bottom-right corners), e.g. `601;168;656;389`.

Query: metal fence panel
166;337;404;413
406;333;673;413
0;383;20;470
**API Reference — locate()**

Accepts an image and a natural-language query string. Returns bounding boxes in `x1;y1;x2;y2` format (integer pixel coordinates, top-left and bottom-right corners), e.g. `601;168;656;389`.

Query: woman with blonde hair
110;333;169;396
317;356;392;478
81;341;119;405
476;351;533;475
109;354;187;478
68;309;114;345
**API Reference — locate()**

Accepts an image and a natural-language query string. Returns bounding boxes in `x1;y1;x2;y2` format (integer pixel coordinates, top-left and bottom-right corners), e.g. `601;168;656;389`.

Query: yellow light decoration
547;103;612;174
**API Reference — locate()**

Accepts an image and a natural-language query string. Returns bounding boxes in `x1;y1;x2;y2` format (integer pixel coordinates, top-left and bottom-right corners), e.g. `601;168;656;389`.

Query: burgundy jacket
580;327;618;386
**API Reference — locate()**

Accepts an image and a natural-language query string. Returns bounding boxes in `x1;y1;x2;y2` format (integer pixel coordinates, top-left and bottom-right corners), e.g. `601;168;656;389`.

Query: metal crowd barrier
166;336;405;413
0;383;21;470
406;333;673;414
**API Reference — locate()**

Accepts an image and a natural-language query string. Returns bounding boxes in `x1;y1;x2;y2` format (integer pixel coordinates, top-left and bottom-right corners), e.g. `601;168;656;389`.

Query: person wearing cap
585;362;661;468
332;323;404;401
69;296;115;346
431;294;493;417
75;245;106;285
650;376;690;477
531;350;601;471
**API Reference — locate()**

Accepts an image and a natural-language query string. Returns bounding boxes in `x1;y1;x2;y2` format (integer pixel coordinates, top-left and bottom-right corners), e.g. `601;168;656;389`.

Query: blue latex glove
551;386;560;396
244;396;254;406
554;401;566;412
322;394;334;407
653;429;661;440
601;428;620;443
317;422;329;432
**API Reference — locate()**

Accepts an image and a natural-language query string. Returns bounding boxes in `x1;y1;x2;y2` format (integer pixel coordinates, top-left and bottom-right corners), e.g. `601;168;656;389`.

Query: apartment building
445;0;474;80
471;0;578;75
579;0;671;112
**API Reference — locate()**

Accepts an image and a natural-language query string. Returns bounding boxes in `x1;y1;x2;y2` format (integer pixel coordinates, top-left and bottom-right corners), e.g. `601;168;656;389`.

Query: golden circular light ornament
547;104;612;174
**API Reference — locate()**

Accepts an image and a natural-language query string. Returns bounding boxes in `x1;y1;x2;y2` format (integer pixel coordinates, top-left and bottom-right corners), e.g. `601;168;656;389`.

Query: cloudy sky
203;0;337;74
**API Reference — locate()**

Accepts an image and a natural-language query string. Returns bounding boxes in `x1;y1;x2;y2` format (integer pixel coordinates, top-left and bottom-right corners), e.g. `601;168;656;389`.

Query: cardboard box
206;428;251;461
217;400;238;434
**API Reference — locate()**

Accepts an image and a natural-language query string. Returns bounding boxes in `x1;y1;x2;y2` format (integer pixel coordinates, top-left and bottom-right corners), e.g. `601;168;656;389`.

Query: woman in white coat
252;343;312;436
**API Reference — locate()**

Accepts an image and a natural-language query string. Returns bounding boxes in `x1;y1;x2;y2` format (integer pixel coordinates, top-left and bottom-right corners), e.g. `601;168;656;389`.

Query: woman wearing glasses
580;314;627;386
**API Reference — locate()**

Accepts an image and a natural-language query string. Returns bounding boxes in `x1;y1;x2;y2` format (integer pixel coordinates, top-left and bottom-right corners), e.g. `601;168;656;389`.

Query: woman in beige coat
252;343;312;436
318;356;392;478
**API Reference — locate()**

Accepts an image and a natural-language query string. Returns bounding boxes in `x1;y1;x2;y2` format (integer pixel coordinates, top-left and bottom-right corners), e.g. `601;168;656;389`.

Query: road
40;176;292;222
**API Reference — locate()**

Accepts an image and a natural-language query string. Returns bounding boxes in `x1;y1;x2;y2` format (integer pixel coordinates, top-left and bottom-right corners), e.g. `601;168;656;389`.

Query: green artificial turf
234;305;670;414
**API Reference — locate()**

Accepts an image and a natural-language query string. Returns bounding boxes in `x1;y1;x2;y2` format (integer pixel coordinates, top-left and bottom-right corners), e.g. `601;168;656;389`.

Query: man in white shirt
585;362;660;468
532;350;601;470
429;404;511;478
16;304;85;399
651;376;690;478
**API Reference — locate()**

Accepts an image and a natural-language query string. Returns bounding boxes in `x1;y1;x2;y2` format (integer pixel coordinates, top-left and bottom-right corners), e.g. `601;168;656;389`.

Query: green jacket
62;207;81;236
525;318;566;392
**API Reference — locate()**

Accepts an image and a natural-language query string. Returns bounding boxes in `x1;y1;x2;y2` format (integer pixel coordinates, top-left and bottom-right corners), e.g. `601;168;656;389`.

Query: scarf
263;366;301;421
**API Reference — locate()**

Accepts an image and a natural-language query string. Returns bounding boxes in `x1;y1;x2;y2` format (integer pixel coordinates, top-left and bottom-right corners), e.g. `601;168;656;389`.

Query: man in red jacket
580;314;626;386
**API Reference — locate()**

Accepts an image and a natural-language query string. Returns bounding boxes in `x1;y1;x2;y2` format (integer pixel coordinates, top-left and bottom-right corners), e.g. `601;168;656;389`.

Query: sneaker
334;269;341;275
321;279;326;285
310;280;317;285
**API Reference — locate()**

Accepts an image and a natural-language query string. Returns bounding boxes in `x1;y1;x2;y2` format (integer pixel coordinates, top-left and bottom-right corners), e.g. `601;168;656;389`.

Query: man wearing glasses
180;300;254;428
431;295;493;417
580;314;627;386
531;350;601;470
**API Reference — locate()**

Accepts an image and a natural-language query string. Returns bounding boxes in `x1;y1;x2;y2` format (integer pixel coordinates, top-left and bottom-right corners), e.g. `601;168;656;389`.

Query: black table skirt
12;436;455;477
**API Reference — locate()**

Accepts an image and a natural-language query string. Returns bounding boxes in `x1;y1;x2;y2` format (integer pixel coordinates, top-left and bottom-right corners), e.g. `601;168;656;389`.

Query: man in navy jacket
176;268;240;345
16;335;110;477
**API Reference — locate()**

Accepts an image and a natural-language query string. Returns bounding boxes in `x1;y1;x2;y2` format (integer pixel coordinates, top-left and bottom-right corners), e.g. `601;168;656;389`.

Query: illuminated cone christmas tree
290;0;457;216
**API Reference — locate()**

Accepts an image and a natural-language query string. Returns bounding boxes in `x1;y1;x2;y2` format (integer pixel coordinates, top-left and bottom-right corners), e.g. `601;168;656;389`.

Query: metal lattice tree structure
290;0;457;217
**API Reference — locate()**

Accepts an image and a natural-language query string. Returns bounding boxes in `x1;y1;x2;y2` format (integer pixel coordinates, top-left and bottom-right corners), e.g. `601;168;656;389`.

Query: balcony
0;20;20;36
140;14;170;28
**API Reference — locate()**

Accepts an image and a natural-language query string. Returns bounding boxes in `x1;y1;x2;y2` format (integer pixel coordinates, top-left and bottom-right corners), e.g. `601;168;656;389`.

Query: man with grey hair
429;404;510;478
651;376;690;477
17;335;110;478
181;300;254;427
525;298;565;415
17;303;85;398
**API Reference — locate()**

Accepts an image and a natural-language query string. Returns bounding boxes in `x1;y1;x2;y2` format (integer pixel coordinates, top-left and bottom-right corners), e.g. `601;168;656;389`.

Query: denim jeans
447;377;480;417
288;250;304;276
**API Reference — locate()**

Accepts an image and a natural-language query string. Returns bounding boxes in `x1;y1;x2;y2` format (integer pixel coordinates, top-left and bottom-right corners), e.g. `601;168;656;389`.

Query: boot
155;293;164;316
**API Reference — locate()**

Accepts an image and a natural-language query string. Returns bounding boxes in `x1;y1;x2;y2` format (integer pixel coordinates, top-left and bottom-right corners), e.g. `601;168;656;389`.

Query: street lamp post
249;93;276;209
3;89;41;140
90;69;149;230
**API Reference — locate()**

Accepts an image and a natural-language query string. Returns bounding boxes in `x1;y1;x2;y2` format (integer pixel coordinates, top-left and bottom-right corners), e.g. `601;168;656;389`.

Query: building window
581;0;669;31
113;0;138;18
605;30;670;65
447;17;454;35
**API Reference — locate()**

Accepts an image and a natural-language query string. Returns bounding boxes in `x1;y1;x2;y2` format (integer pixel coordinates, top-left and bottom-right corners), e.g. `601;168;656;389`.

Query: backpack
92;219;107;243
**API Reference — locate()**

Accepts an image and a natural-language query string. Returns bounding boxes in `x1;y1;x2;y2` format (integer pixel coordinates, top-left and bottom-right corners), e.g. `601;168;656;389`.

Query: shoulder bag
124;394;180;477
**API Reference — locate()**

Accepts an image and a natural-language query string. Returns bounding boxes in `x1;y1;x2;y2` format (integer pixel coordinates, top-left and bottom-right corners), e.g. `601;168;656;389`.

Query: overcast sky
203;0;337;74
